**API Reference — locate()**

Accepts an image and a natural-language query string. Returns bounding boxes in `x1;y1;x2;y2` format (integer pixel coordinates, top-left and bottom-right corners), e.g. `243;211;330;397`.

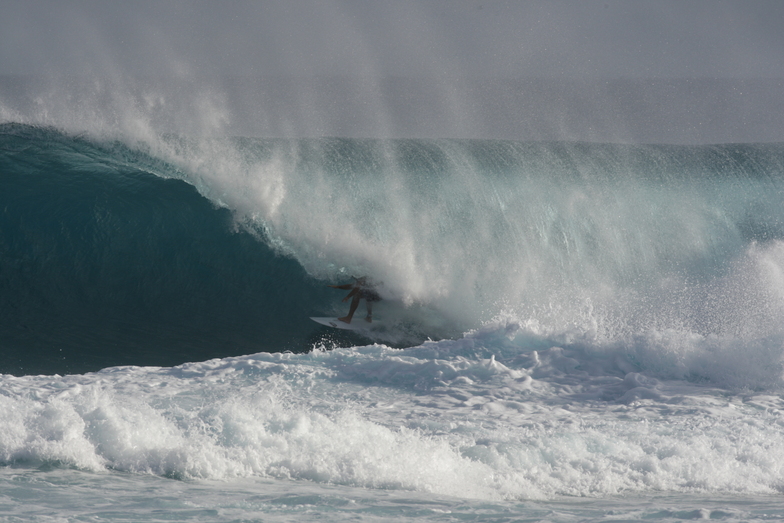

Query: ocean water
2;121;784;521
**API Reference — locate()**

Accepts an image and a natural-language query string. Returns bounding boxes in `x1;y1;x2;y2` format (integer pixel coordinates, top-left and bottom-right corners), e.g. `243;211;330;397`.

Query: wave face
0;124;342;375
3;123;784;376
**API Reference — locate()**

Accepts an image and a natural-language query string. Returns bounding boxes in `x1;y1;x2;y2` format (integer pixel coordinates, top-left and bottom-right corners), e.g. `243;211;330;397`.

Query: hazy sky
2;0;783;142
3;0;783;79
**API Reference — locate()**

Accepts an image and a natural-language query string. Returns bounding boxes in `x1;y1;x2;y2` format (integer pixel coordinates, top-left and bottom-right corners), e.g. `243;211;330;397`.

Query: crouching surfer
329;276;381;324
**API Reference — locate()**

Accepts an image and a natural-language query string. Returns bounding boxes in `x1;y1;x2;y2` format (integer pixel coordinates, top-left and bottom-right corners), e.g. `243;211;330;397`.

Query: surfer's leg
339;294;361;323
365;301;373;322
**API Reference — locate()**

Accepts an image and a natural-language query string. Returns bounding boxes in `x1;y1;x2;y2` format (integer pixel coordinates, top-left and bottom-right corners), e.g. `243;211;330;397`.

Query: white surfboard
310;317;380;331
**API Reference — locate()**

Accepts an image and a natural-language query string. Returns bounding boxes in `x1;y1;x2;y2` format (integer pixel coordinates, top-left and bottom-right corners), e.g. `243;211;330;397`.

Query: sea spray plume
0;75;232;143
146;138;784;339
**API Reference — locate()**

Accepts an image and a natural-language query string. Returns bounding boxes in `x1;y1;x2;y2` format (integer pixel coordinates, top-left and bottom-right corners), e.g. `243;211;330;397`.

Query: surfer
329;276;381;324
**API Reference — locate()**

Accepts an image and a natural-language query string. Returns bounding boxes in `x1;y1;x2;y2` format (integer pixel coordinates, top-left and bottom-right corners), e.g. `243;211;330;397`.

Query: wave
2;123;784;379
0;124;349;375
3;123;784;502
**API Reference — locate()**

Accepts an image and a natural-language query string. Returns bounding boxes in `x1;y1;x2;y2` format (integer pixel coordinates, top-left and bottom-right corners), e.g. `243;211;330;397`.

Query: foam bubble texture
2;320;783;500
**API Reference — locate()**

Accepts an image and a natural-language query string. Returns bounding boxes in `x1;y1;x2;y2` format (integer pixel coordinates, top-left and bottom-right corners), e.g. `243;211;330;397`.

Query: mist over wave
155;130;784;343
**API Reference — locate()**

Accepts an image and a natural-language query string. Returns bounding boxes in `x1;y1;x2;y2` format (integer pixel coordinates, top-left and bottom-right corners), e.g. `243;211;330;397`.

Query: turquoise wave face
0;124;349;375
3;123;784;375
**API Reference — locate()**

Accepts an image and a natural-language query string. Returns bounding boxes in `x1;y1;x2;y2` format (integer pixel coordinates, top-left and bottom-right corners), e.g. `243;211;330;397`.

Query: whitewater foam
2;317;783;501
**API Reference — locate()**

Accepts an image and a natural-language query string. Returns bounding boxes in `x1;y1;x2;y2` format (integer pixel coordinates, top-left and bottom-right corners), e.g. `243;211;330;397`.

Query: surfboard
310;317;379;331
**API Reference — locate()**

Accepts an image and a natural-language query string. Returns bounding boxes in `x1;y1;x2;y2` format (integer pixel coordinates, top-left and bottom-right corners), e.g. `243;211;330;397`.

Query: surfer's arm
329;284;354;290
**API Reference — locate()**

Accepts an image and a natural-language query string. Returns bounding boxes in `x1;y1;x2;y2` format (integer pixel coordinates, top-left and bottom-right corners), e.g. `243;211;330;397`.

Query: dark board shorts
359;289;382;302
